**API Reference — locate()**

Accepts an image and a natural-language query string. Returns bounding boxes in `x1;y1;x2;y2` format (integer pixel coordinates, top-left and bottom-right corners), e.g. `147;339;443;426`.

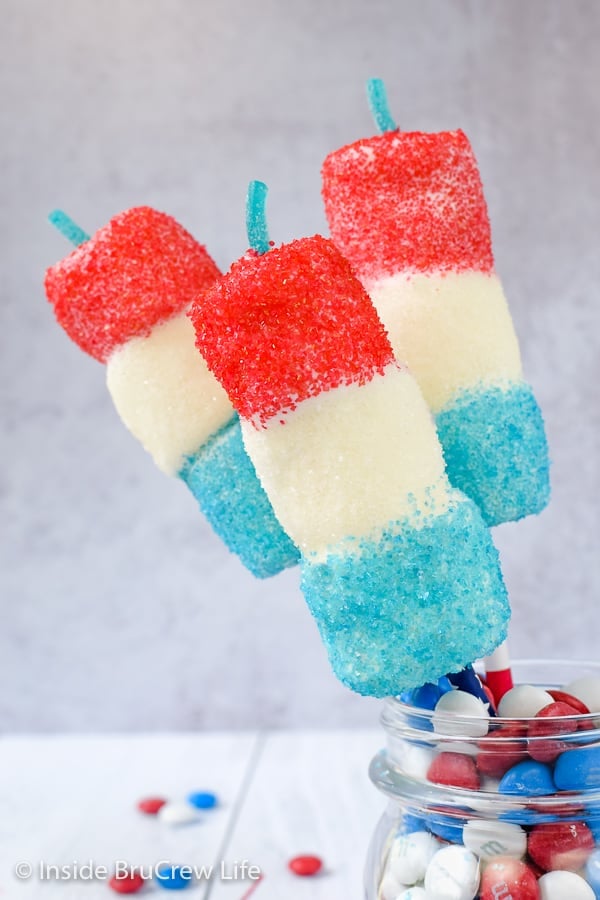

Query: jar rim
382;657;600;733
370;749;600;811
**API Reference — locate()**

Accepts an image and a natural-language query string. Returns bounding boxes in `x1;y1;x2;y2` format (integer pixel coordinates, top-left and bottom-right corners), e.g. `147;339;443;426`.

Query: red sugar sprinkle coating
189;235;396;426
321;129;494;284
45;207;221;362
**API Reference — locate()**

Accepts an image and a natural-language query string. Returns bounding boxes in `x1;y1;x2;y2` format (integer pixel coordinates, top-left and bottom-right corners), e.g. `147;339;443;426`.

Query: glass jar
365;660;600;899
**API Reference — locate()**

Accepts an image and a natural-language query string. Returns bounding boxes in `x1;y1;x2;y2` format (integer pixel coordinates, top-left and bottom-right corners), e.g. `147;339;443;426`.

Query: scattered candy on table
287;855;323;877
137;796;167;815
108;872;145;894
157;802;201;827
155;864;193;890
187;790;218;809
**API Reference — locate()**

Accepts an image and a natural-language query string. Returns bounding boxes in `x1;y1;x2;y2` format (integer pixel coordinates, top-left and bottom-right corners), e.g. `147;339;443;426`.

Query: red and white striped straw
484;640;514;705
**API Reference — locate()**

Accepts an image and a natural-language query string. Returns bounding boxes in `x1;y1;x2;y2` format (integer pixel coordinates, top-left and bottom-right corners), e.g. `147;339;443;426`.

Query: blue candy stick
48;209;90;247
366;78;398;134
246;180;270;255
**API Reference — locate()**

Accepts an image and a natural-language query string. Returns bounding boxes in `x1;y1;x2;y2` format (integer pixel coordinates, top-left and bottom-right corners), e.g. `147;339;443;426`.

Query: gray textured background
1;0;599;732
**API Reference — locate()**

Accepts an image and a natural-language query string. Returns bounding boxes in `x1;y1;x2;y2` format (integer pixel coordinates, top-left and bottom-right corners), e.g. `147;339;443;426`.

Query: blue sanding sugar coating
300;493;509;697
179;417;300;578
435;381;550;527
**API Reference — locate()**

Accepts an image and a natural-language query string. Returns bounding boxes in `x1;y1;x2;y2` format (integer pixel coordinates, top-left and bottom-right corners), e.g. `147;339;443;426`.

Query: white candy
462;819;526;860
538;870;595;899
391;739;436;778
564;676;600;713
378;870;406;900
395;888;428;900
436;741;479;758
497;685;554;718
157;801;199;826
424;845;480;900
432;690;489;737
387;831;441;885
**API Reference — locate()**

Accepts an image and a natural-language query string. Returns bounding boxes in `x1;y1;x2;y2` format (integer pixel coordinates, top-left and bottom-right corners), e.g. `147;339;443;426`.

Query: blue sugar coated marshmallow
435;382;550;526
554;746;600;791
156;865;193;890
187;791;218;810
498;760;556;796
180;417;300;578
300;494;509;697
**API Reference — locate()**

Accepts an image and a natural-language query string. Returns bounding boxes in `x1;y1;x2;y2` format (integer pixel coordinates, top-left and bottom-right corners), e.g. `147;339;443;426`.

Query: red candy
527;701;581;762
527;821;595;872
322;129;494;284
548;689;591;715
190;235;396;425
427;751;480;791
479;858;540;900
108;872;145;894
287;855;323;877
476;723;527;777
482;684;498;713
45;207;221;362
137;796;167;815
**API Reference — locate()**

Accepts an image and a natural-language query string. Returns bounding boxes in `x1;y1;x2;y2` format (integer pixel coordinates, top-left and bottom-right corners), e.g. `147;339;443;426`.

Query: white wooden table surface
0;731;385;899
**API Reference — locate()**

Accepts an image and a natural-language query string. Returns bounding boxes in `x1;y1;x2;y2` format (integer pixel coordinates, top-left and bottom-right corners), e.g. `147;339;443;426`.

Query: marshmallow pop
44;207;299;577
188;183;509;697
321;80;550;527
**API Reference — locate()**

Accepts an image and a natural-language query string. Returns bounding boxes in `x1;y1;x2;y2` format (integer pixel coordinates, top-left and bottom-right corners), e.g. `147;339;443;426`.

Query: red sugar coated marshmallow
137;796;167;815
527;701;583;763
476;723;527;778
45;207;221;362
479;858;540;900
321;129;494;285
527;821;595;872
108;872;145;894
189;235;395;425
427;751;480;791
287;855;323;877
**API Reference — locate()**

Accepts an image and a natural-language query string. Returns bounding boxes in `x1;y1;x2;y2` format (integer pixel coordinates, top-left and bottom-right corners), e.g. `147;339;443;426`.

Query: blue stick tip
48;210;91;247
366;78;398;134
246;181;270;255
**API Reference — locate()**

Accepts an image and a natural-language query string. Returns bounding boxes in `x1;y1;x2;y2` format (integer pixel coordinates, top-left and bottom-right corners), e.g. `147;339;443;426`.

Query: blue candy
446;665;495;714
187;791;218;810
554;746;600;791
398;811;428;835
426;809;469;843
156;864;193;890
498;760;555;796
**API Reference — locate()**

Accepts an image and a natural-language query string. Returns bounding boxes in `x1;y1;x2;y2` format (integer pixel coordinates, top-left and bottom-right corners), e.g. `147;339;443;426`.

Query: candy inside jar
365;660;600;900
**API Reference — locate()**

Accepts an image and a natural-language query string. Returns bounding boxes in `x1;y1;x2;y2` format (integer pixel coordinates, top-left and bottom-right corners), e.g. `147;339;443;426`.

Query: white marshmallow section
107;312;233;475
241;363;451;554
368;271;523;412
